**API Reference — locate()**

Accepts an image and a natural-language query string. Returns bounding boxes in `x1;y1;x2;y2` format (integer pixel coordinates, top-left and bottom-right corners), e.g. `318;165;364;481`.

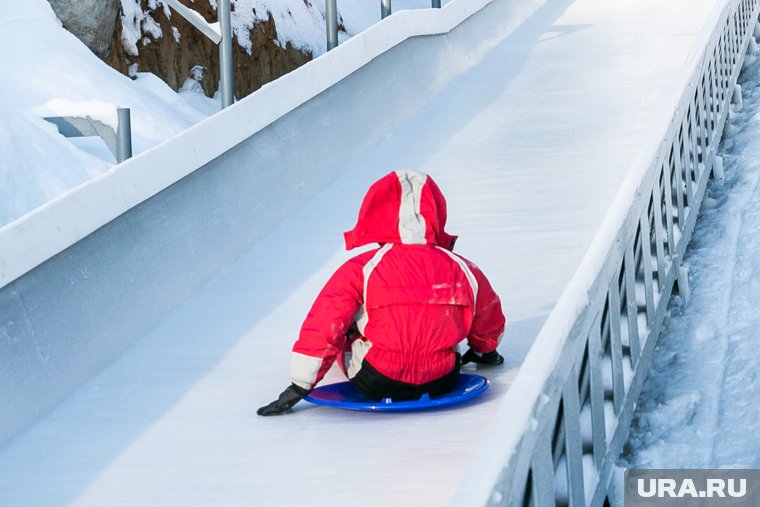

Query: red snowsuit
290;170;505;391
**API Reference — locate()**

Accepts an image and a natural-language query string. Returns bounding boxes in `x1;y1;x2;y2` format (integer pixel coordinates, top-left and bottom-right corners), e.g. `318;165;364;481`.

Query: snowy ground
620;43;760;470
0;1;215;226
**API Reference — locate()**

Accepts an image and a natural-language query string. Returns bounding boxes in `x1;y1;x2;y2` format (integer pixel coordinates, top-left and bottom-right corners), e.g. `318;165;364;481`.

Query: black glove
462;348;504;366
257;384;310;416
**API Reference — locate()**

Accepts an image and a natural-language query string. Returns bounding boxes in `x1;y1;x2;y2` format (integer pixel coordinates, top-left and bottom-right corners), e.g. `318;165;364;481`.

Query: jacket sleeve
290;254;367;390
464;259;505;354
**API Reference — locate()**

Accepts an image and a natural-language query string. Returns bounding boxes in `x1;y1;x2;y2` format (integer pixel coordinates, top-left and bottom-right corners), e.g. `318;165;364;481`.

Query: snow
0;0;539;290
120;0;452;58
0;0;454;229
621;45;760;471
4;0;760;504
0;0;214;226
0;0;738;505
232;0;453;54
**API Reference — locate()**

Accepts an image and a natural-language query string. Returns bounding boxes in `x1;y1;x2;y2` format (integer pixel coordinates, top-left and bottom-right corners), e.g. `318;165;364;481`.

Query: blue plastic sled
303;373;489;412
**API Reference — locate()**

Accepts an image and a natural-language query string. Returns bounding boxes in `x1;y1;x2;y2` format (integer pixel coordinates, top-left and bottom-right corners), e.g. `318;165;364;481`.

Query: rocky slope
47;0;120;59
48;0;331;100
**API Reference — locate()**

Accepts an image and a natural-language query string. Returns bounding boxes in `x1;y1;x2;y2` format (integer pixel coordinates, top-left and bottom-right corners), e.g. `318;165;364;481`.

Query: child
258;170;505;416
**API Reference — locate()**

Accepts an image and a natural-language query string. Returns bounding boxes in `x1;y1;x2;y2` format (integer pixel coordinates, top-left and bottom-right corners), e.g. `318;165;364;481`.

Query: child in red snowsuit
258;170;505;415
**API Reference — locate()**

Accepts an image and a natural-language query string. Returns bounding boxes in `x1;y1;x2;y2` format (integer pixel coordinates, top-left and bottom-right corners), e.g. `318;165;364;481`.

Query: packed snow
620;36;760;471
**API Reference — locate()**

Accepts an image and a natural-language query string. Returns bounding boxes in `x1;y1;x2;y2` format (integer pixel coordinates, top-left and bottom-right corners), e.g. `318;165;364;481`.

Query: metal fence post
218;0;234;108
116;108;133;163
164;0;233;109
381;0;391;19
326;0;338;50
432;0;441;7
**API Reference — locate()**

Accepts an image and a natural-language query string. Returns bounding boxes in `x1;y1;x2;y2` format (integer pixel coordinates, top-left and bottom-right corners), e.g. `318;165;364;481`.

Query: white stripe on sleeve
290;352;324;390
355;243;393;336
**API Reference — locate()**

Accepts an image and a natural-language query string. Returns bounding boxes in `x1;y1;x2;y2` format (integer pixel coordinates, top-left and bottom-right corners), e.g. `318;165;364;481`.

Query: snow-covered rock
47;0;120;58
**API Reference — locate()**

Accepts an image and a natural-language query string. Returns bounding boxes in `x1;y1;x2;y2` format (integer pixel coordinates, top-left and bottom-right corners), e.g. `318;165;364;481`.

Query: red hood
344;170;457;250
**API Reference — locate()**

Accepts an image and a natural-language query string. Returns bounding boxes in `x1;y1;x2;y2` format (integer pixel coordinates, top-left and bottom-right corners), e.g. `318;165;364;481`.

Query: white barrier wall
451;0;760;505
0;0;546;448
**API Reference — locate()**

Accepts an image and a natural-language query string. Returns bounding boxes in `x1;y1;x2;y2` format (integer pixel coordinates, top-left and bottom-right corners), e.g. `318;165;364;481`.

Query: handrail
451;0;760;505
326;0;443;48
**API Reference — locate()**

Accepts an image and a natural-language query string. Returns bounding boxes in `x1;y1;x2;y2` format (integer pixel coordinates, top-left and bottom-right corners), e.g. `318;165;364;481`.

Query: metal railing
457;0;760;505
325;0;442;50
163;0;234;108
379;0;444;19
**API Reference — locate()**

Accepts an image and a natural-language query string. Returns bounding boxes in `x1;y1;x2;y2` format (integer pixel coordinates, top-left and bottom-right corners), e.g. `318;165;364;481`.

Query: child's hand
462;348;504;366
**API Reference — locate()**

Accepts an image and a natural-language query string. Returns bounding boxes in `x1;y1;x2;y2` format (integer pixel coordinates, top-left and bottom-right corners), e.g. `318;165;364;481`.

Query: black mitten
461;348;504;366
257;384;310;416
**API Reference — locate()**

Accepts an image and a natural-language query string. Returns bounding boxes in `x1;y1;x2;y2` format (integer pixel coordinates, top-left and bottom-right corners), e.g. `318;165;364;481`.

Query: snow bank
0;0;214;226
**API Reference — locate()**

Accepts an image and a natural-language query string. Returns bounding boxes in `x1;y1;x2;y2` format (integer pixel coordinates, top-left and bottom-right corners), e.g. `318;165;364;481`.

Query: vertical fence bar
651;174;667;291
116;108;133;163
381;0;392;19
432;0;442;7
588;317;607;470
326;0;339;50
674;134;686;228
218;0;234;108
639;209;656;325
608;278;625;413
624;247;642;364
709;60;719;132
563;368;585;507
663;155;677;257
685;108;698;202
532;437;556;507
720;33;730;94
696;79;710;167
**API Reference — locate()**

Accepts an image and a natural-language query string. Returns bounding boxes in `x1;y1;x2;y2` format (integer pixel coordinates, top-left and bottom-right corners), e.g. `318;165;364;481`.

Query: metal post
432;0;441;7
326;0;338;51
381;0;391;19
116;108;133;163
218;0;234;108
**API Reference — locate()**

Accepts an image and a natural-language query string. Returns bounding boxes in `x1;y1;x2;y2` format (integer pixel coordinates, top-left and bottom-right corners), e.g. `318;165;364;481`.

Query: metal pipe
381;0;391;19
218;0;235;108
116;108;133;163
432;0;441;8
163;0;221;44
326;0;338;51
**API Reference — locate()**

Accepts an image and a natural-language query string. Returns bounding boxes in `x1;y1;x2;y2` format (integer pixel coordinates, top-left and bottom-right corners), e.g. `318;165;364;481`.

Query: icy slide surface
0;0;725;505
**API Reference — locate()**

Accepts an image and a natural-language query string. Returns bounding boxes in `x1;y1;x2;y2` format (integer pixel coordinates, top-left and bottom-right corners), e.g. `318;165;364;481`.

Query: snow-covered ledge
0;0;546;447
